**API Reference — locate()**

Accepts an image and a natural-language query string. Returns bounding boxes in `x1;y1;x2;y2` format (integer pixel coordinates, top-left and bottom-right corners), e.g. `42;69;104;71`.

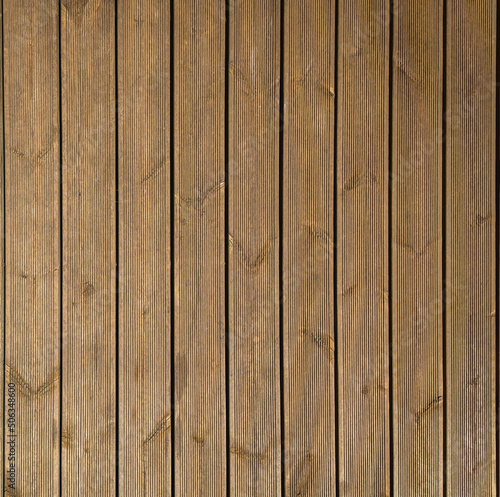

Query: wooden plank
3;1;59;494
337;1;390;494
61;0;116;494
392;1;444;495
0;3;4;495
173;1;226;494
446;0;497;494
228;0;280;494
117;1;171;495
282;0;335;495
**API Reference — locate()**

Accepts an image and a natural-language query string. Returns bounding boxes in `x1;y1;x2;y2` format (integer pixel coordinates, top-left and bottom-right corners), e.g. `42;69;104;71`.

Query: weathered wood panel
3;1;59;494
282;0;336;495
446;0;497;494
0;3;498;495
61;0;116;493
392;1;444;495
0;3;4;494
117;1;171;495
174;1;226;494
337;0;390;494
228;0;281;494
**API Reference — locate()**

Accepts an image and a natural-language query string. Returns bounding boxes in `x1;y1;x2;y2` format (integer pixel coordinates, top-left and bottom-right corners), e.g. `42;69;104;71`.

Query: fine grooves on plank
442;0;447;493
392;0;444;495
283;0;336;495
170;0;175;495
58;0;63;493
0;0;5;494
333;0;340;494
1;3;499;495
496;0;500;492
228;0;281;494
174;1;226;494
61;0;116;493
446;0;497;494
388;1;394;494
278;0;285;494
224;0;230;495
3;1;60;494
337;0;391;494
118;0;171;494
114;0;119;493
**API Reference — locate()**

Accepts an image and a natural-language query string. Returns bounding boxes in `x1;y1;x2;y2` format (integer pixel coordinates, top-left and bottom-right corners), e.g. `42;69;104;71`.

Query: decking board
117;0;171;495
337;0;391;494
61;0;117;493
173;1;227;494
3;1;60;494
392;0;444;495
0;3;497;495
446;0;497;494
228;0;281;495
282;0;336;495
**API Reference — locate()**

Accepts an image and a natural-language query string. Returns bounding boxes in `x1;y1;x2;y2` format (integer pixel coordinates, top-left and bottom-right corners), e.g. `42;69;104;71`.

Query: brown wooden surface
3;1;59;495
392;1;444;495
337;0;391;494
0;1;498;495
0;4;4;495
174;0;226;495
228;0;281;495
446;0;497;494
117;1;171;495
61;0;116;494
282;0;336;495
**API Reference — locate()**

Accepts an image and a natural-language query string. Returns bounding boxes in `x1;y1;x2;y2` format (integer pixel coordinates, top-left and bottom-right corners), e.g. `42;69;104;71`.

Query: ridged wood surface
228;0;281;495
3;1;59;495
446;0;497;494
282;0;336;495
0;2;497;495
118;0;171;495
337;0;390;494
392;0;444;495
61;0;116;494
173;1;226;495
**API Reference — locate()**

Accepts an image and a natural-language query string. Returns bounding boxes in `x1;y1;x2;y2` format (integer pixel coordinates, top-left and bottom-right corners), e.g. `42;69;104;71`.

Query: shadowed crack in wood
5;365;60;398
141;159;165;184
178;180;225;213
414;395;443;423
229;234;275;273
142;414;171;446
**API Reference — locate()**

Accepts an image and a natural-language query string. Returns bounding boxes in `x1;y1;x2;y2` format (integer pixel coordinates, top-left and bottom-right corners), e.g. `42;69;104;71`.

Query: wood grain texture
173;1;226;494
446;0;497;494
282;0;335;495
228;0;281;495
1;3;500;494
3;1;60;494
0;3;4;495
61;0;116;494
117;1;171;495
392;1;444;495
337;0;390;494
